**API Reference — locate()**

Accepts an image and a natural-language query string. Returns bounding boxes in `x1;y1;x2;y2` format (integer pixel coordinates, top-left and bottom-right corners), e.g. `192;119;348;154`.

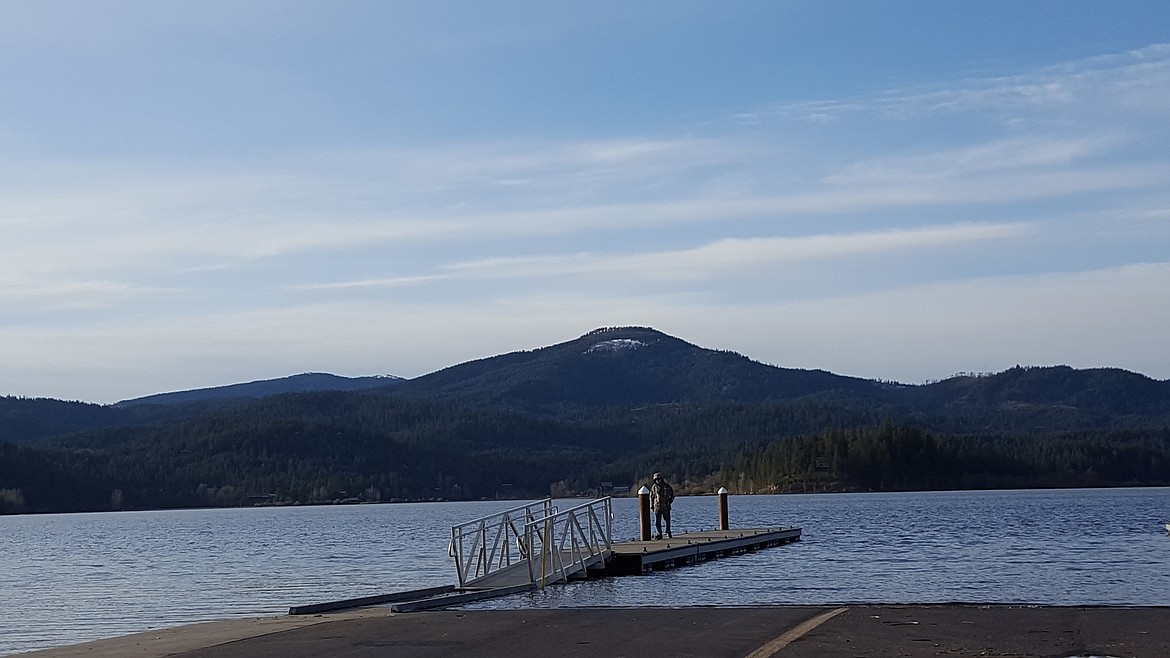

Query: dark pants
655;509;672;537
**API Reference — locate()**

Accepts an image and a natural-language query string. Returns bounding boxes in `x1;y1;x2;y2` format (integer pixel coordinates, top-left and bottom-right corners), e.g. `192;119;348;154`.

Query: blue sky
3;1;1169;403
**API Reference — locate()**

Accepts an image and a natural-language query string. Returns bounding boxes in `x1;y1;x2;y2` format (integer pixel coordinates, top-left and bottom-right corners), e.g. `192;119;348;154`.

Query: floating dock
290;497;801;615
606;527;802;575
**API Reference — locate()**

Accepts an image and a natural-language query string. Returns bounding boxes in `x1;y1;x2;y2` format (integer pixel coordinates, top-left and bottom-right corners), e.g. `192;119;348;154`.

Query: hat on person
652;472;662;480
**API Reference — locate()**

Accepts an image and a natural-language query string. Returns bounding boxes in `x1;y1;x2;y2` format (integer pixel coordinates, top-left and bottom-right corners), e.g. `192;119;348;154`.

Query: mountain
4;327;1170;514
386;326;882;411
1;373;403;444
902;365;1170;433
0;397;126;445
5;327;1169;444
115;372;403;407
379;327;1170;432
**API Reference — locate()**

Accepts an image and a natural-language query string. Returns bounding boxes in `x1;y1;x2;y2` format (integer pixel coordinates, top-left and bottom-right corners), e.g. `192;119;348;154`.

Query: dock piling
638;485;651;540
717;487;729;531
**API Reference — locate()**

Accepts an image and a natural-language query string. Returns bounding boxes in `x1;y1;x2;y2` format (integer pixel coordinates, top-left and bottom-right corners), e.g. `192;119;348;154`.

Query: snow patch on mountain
585;339;648;354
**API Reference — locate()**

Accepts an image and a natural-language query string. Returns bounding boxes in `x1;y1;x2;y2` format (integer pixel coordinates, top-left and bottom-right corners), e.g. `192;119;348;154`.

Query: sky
3;1;1170;404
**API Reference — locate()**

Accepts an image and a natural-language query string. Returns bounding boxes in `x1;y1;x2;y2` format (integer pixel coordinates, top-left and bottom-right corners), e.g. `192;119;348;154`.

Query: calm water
2;488;1169;655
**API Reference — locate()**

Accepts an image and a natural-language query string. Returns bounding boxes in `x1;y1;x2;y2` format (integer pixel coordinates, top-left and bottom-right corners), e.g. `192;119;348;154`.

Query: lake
2;487;1169;656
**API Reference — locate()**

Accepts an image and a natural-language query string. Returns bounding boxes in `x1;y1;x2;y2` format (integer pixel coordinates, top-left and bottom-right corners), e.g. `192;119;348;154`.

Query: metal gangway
450;497;613;590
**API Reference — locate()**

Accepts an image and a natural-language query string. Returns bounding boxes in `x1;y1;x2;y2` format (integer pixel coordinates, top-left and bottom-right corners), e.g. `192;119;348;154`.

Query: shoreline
7;483;1170;517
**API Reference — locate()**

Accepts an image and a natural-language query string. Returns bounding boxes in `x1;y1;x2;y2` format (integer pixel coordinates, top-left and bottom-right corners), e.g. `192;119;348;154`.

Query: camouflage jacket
650;480;674;512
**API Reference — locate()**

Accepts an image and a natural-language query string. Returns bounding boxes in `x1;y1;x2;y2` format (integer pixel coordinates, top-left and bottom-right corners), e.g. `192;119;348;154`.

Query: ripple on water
3;489;1170;655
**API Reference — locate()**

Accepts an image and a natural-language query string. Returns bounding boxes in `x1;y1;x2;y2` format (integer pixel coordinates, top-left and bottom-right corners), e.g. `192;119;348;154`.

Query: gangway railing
450;499;557;588
525;497;613;588
450;497;614;590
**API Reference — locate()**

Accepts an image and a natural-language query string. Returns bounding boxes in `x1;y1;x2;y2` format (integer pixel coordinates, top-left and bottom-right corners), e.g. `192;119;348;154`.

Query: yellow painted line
743;607;849;658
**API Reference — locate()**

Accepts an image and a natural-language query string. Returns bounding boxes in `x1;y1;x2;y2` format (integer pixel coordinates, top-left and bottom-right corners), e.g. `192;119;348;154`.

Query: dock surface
608;527;801;575
23;605;1170;657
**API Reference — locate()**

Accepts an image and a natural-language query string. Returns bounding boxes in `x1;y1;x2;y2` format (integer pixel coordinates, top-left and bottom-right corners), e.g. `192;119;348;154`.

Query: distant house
598;481;631;496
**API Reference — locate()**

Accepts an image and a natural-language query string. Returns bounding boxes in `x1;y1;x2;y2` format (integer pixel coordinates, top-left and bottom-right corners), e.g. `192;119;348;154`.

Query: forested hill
0;373;404;444
385;326;879;411
3;326;1170;444
892;365;1170;434
2;327;1169;514
5;327;1169;440
115;372;403;407
0;397;124;444
380;327;1170;429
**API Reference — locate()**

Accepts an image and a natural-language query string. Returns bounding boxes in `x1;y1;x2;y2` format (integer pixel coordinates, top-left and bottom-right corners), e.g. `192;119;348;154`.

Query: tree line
3;392;1169;514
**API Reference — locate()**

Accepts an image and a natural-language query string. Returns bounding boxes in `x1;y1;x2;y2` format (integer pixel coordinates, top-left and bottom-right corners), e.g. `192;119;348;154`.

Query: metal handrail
449;499;557;588
524;497;613;588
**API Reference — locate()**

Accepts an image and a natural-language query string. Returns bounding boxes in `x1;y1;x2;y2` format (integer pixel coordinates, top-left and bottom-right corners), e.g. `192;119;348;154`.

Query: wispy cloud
3;131;1163;307
767;43;1170;124
0;278;162;313
292;274;451;291
825;135;1124;184
441;223;1028;281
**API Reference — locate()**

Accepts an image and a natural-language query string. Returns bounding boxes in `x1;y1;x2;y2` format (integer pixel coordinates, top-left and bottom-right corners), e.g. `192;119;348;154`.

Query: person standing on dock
650;472;674;540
